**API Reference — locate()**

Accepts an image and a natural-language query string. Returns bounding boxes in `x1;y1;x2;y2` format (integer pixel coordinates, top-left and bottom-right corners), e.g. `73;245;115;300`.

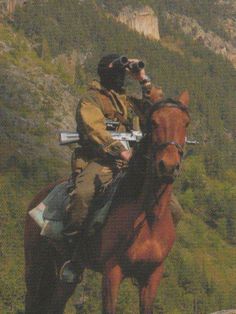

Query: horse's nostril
176;163;180;171
159;160;166;173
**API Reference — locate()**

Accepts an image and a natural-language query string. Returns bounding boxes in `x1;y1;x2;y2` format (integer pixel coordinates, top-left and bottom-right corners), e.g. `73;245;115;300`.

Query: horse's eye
152;120;159;129
185;119;190;127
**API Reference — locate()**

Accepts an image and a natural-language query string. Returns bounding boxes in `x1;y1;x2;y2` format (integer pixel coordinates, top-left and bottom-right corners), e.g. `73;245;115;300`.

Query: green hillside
0;0;236;313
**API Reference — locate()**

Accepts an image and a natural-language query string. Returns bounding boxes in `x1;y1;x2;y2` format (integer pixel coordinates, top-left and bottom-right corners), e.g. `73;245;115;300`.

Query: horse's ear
149;86;164;103
178;90;190;106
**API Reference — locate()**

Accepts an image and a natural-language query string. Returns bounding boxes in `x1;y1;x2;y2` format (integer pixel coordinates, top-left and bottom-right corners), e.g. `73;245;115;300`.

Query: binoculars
111;56;145;73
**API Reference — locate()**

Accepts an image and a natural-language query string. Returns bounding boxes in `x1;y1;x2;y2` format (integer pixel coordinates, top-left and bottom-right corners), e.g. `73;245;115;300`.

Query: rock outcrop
211;310;236;314
217;0;236;12
166;12;236;68
117;6;160;41
221;18;236;45
0;0;26;17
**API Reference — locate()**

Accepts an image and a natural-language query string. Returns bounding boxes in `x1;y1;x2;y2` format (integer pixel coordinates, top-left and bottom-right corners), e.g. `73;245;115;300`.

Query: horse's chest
126;238;166;264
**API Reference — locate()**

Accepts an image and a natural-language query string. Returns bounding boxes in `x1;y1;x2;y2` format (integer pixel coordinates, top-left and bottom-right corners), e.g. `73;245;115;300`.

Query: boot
40;219;64;240
59;232;85;284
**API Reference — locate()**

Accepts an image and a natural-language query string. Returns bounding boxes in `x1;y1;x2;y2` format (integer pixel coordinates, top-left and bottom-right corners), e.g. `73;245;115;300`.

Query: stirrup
63;223;80;237
63;229;79;237
59;260;83;284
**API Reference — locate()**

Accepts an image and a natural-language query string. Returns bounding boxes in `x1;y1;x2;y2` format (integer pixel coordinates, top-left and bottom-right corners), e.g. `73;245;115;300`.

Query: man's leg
60;160;114;282
64;160;114;234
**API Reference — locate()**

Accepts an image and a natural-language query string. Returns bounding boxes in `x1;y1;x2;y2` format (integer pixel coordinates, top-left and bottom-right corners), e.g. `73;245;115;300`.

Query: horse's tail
24;181;60;314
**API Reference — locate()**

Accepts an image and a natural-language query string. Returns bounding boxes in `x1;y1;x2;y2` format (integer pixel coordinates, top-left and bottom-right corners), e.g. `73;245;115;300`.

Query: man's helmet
97;54;126;93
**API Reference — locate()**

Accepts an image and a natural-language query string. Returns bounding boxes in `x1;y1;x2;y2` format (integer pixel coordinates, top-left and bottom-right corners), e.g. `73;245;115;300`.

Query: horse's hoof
59;260;83;284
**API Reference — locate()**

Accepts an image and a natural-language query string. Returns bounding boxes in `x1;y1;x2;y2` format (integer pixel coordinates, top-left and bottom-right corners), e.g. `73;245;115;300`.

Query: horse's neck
139;153;173;230
152;184;173;217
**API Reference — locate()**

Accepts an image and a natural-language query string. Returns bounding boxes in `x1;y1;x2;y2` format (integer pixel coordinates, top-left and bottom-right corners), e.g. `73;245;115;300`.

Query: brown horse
24;91;190;314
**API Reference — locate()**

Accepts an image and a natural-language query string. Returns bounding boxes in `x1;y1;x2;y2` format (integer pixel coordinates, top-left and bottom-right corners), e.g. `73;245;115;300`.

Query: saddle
29;171;126;239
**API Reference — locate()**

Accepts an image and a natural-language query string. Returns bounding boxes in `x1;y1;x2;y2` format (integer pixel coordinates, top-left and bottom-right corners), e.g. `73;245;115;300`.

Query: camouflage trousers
64;160;184;233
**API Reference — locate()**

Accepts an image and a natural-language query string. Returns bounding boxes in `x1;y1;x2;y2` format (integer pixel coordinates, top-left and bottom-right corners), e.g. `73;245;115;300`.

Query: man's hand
127;59;146;82
120;150;133;161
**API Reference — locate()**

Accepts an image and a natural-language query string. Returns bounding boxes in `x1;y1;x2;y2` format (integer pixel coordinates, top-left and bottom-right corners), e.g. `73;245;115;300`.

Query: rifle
59;131;198;146
59;130;143;149
59;118;142;147
59;117;198;146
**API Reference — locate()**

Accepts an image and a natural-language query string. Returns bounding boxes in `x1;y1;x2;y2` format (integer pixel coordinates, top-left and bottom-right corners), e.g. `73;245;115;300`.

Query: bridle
141;99;190;209
152;141;184;158
148;98;190;159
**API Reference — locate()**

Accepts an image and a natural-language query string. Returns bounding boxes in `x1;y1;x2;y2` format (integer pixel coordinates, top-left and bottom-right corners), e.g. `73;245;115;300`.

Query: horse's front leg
102;259;124;314
139;264;164;314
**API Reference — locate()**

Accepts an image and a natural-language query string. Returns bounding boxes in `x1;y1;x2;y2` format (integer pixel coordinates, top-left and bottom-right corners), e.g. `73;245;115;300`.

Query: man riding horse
43;54;183;283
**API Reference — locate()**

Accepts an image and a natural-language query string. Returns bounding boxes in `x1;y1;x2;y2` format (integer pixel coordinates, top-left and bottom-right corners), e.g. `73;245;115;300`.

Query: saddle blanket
29;171;126;238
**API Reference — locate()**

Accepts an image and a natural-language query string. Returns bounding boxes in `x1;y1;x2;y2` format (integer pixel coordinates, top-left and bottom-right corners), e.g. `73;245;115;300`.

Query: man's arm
76;94;128;158
127;63;164;105
127;64;164;132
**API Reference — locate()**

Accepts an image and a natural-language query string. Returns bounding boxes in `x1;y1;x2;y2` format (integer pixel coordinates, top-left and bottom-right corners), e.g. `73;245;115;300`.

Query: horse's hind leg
102;259;124;314
47;279;77;314
45;251;77;314
25;241;57;314
25;213;57;314
26;241;77;314
138;264;164;314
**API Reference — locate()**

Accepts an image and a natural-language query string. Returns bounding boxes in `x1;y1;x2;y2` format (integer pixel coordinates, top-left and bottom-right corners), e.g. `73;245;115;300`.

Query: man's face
110;68;126;92
101;67;126;93
98;54;126;93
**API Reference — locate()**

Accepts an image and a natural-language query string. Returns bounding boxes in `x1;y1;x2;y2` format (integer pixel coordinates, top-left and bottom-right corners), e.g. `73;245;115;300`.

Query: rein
152;141;184;157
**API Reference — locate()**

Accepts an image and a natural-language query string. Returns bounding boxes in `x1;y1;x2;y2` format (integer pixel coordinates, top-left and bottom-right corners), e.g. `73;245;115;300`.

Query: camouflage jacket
72;80;163;170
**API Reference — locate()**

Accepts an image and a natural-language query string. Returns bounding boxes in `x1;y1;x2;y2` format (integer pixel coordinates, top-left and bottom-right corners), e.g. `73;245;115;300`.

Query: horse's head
149;91;190;183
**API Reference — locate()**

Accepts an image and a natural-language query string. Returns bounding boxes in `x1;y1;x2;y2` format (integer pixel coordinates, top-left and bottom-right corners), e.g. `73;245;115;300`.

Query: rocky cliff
117;6;160;41
166;12;236;68
0;0;26;17
211;310;236;314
